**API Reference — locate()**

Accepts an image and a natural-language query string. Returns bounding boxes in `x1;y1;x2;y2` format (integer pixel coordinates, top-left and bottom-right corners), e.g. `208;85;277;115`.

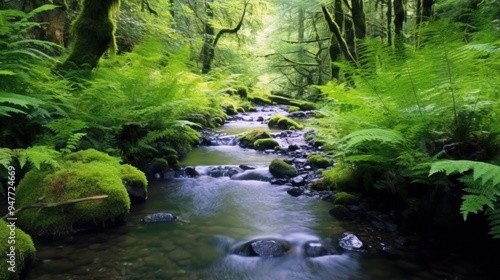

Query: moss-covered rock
254;139;280;151
16;158;132;235
269;159;297;178
249;96;273;105
288;106;300;113
307;154;331;169
268;115;304;130
0;220;36;280
268;95;316;111
238;129;271;148
63;148;120;164
322;162;360;191
328;205;354;220
121;164;148;202
309;179;331;191
333;192;358;206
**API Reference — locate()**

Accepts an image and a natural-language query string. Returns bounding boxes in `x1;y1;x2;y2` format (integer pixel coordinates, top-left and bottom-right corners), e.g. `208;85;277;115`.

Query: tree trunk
351;0;366;39
387;0;392;46
394;0;405;56
297;6;305;96
416;0;434;25
200;0;215;74
322;4;357;69
57;0;120;72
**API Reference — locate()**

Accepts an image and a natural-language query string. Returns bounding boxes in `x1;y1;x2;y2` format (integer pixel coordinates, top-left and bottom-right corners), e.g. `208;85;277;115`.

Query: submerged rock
303;241;331;257
143;212;178;223
231;239;290;257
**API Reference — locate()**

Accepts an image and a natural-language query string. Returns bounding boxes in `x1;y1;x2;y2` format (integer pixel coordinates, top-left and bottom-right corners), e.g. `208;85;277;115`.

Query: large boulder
237;129;271;148
121;164;148;202
16;149;138;235
268;115;303;130
254;139;280;151
269;159;297;178
338;232;364;251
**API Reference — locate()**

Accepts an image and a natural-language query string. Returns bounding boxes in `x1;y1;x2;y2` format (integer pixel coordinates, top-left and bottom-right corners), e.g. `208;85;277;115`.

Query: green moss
268;115;304;130
63;148;120;164
289;100;316;111
309;179;331;191
16;161;131;235
269;159;297;178
238;129;271;148
307;154;331;169
288;106;300;113
0;220;36;280
249;96;273;105
254;138;279;151
120;164;147;188
333;192;357;206
322;162;360;191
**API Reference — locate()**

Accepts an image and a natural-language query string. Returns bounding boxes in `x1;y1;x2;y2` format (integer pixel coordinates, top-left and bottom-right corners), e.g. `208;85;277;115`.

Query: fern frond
429;160;500;186
0;148;12;169
17;146;60;169
487;209;500;239
341;128;404;149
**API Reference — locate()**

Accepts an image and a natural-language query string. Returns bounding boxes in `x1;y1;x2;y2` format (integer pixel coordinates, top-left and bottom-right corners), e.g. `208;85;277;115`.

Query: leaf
341;128;404;150
26;4;59;19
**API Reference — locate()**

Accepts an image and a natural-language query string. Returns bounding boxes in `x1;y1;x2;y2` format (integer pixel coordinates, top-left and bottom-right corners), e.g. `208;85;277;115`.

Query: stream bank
22;105;495;280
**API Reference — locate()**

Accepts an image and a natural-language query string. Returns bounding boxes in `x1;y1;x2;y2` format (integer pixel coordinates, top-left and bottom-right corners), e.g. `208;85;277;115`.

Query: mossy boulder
268;95;316;111
307;154;331;169
269;159;297;178
249;96;273;105
254;139;280;151
16;161;131;235
309;179;331;191
63;148;120;164
288;106;300;113
121;164;148;202
333;192;358;206
329;205;354;220
268;115;304;130
0;220;36;280
322;162;360;192
238;129;271;148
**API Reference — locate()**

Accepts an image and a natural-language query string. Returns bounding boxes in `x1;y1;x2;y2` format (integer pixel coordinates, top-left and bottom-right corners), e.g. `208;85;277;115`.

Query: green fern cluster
429;160;500;238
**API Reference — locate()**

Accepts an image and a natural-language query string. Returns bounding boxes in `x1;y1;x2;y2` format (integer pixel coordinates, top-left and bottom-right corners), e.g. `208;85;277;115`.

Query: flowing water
22;108;494;280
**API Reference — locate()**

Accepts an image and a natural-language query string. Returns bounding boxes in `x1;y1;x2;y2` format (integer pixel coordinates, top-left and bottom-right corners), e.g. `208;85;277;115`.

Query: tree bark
350;0;366;39
322;4;357;69
416;0;433;25
394;0;405;56
57;0;120;72
387;0;392;46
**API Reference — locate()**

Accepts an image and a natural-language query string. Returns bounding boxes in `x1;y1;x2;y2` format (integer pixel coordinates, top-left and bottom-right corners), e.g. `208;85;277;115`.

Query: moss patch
268;95;316;110
254;139;279;151
322;162;360;191
238;129;271;148
63;148;121;164
333;192;358;206
288;106;300;113
269;159;297;178
307;154;331;169
249;96;273;105
309;179;331;191
0;220;36;280
268;115;304;130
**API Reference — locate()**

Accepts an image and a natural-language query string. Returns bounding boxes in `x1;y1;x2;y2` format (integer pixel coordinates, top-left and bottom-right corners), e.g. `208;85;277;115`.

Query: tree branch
2;195;109;220
212;0;250;48
281;38;330;44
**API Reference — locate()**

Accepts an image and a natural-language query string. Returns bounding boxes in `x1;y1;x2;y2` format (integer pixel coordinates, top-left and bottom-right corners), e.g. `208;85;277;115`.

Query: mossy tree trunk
57;0;120;72
416;0;434;25
200;0;249;74
386;0;392;46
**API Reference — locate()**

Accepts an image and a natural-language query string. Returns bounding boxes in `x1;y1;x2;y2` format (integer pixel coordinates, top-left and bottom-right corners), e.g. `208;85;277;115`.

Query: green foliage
269;159;297;178
429;160;500;238
322;162;359;192
0;220;36;280
0;146;60;170
254;138;279;151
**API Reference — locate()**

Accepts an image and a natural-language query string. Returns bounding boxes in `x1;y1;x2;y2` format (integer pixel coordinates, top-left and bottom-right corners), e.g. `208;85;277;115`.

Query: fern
429;160;500;238
341;128;404;150
0;92;44;117
0;146;60;170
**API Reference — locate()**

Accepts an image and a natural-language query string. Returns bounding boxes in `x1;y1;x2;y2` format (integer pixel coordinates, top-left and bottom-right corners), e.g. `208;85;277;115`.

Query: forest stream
22;107;492;280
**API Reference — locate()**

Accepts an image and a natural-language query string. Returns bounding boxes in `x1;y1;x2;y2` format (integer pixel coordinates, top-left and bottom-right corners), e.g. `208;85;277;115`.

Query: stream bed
23;107;494;280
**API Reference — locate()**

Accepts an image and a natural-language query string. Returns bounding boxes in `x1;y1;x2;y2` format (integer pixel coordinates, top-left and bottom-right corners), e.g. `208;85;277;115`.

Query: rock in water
338;232;363;250
143;212;177;223
251;240;288;257
303;241;329;257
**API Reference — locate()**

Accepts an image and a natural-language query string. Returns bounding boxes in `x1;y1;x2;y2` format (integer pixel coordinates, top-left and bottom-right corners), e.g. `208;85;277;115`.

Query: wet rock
338;232;363;251
303;241;330;257
291;175;306;186
184;166;198;177
329;205;354;220
239;164;256;170
256;116;264;122
288;144;300;151
287;187;304;197
230;168;274;181
366;210;390;223
231;239;290;257
143;212;178;223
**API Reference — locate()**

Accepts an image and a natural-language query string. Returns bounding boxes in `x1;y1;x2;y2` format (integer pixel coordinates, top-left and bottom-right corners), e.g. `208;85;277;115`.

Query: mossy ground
254;138;279;151
268;115;303;130
269;159;297;178
322;162;360;191
0;220;36;280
